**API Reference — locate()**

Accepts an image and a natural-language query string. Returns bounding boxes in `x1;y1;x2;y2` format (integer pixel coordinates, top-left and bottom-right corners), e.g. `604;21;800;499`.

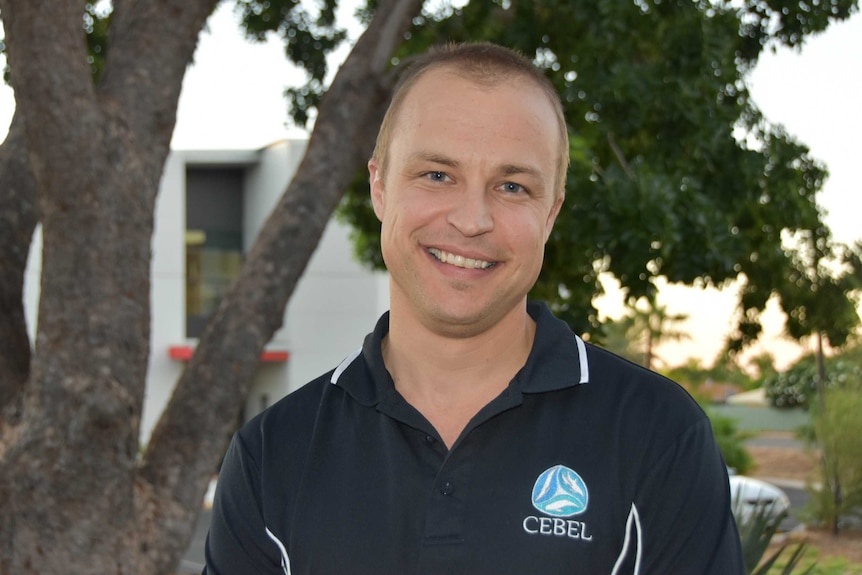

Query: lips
428;248;496;270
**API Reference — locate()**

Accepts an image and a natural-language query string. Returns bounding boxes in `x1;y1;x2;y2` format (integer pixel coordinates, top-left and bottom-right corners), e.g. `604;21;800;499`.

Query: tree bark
0;111;37;417
140;0;423;567
0;0;216;573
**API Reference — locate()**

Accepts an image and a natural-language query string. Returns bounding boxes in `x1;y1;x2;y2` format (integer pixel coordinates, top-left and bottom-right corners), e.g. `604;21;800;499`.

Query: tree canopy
332;0;861;350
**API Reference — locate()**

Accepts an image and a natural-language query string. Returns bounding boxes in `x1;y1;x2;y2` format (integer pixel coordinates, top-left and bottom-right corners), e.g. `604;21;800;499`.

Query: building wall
24;140;389;444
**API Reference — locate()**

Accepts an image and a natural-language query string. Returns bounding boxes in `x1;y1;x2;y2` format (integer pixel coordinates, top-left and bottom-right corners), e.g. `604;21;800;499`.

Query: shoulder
575;343;711;456
235;371;336;458
585;343;705;416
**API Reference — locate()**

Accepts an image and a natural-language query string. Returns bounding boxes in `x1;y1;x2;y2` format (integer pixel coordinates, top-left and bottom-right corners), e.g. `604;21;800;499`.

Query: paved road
743;434;811;531
771;481;810;532
178;508;210;574
745;435;806;450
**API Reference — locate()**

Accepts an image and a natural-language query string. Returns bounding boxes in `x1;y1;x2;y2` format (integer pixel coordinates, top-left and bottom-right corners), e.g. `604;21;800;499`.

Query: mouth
428;248;497;270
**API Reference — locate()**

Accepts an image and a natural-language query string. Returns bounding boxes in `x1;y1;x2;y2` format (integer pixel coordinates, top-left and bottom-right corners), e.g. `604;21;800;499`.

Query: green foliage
762;551;862;575
82;2;111;82
235;0;347;126
593;293;689;368
666;353;759;391
753;542;816;575
749;352;781;388
779;237;862;349
594;315;642;364
806;387;862;530
1;3;112;84
764;361;822;409
802;557;862;575
708;410;753;475
330;0;859;344
734;492;814;575
737;498;782;574
764;351;862;409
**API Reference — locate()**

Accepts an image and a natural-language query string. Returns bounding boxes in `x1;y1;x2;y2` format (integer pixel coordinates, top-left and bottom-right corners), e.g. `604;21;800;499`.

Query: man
203;42;744;574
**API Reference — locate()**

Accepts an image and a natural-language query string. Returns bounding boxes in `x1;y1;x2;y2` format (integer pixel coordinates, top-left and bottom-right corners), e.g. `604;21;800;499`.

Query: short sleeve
202;432;286;575
626;418;745;574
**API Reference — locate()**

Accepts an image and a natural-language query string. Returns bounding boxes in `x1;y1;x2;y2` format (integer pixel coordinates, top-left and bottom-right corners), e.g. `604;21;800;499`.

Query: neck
382;299;535;447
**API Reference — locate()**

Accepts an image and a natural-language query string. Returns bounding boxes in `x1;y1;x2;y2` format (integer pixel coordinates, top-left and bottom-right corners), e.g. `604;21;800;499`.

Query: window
185;167;244;338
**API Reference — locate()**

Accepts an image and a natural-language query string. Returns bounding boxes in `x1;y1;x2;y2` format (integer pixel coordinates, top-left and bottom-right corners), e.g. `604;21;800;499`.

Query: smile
428;248;496;270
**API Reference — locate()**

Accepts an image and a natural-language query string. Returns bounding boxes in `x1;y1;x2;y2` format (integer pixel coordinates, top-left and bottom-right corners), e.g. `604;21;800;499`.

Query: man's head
367;41;568;337
371;42;570;200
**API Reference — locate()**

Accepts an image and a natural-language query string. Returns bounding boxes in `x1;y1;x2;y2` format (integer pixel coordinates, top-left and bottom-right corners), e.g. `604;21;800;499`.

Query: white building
25;139;390;443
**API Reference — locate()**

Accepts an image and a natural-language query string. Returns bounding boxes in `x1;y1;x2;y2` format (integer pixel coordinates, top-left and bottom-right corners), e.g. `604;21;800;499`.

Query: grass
762;540;862;574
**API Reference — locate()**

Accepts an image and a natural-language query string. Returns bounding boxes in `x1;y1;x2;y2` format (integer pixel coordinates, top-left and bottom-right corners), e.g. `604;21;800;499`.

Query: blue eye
502;182;525;194
426;171;447;182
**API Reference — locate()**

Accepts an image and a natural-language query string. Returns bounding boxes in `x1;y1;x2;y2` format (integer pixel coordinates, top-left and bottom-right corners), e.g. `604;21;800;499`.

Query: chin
425;302;502;336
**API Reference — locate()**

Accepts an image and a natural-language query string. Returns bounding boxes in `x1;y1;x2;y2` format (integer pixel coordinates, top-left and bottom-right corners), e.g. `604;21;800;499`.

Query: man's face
369;67;564;337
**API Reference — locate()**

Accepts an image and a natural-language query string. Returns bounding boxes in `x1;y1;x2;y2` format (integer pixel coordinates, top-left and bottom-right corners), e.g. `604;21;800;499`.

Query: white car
729;474;791;526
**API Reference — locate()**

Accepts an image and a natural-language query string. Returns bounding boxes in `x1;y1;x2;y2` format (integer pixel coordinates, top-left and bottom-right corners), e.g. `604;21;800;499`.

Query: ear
544;194;564;242
368;159;386;222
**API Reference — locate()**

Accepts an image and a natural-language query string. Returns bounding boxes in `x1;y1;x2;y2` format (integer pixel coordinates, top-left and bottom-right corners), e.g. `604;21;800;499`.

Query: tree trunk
0;0;216;573
0;111;37;417
0;0;424;572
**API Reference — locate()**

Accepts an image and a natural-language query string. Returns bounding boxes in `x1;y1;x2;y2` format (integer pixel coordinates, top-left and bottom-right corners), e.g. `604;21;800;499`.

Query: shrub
763;362;819;409
708;410;753;475
763;359;862;410
733;494;815;575
806;387;862;531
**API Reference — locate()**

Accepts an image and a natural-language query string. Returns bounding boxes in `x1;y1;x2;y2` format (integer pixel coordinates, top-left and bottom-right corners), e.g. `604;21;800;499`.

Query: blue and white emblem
531;465;588;517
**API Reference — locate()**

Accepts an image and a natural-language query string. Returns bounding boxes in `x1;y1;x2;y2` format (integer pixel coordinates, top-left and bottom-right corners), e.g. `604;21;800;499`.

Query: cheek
388;194;438;233
379;206;413;259
501;212;549;247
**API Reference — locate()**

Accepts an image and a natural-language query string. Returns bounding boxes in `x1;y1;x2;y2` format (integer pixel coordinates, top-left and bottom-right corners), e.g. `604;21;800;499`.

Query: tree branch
0;0;99;184
98;0;219;182
138;0;424;557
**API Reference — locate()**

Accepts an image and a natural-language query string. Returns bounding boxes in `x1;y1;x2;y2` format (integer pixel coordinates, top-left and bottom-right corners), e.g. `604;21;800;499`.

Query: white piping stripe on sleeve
330;347;362;384
575;335;589;384
265;527;292;575
611;503;643;575
632;504;643;574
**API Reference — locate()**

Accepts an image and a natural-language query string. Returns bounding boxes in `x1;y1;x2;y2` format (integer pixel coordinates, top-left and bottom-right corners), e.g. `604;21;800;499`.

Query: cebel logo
523;465;593;542
531;465;588;517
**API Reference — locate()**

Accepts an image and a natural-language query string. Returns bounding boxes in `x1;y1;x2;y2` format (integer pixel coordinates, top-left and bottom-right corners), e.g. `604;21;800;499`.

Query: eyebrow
406;151;459;168
407;151;545;182
499;163;544;182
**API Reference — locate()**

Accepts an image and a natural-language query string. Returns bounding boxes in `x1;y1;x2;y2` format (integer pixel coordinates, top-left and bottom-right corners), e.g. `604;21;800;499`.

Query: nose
446;185;494;237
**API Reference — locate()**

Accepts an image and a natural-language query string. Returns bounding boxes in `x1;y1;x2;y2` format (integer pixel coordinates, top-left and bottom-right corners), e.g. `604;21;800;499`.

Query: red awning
168;345;289;363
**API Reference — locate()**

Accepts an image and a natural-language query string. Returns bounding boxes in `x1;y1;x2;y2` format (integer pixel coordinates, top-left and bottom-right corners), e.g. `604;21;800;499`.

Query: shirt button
424;434;435;444
440;481;454;496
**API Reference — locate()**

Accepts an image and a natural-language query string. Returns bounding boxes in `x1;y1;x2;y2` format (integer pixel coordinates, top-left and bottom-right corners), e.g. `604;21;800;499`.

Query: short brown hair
371;42;570;199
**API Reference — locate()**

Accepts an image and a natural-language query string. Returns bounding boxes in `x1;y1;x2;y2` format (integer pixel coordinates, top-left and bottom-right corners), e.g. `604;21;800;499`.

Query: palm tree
624;293;690;370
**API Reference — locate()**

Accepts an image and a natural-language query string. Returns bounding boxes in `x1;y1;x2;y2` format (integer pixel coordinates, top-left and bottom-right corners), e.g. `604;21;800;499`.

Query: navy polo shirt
203;302;744;574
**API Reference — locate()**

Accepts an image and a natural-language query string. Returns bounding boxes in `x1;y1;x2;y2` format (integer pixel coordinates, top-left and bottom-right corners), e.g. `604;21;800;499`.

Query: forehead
390;67;559;171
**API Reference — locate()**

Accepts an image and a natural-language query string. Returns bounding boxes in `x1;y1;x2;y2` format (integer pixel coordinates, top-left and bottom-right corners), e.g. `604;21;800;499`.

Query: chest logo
531;465;588;517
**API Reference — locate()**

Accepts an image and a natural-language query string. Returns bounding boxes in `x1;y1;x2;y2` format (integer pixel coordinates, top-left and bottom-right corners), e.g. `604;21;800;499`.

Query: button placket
440;480;454;496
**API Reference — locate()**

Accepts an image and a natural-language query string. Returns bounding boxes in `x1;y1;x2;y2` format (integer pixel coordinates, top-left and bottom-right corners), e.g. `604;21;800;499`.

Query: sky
1;3;860;371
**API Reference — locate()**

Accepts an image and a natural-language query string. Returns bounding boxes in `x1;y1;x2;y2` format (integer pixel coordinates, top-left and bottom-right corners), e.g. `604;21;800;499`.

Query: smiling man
203;43;744;575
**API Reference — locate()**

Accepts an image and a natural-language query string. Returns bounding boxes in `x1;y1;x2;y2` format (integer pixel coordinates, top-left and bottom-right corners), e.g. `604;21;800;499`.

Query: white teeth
428;248;495;270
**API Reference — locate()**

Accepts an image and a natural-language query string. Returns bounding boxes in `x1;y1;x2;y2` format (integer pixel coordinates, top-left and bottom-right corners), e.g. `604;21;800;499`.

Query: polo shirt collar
333;300;589;407
516;301;590;393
